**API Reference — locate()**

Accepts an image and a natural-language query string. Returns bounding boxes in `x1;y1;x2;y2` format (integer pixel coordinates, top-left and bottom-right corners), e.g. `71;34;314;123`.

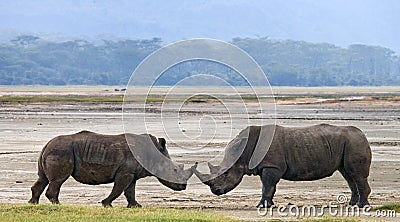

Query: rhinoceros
194;124;372;208
28;131;194;207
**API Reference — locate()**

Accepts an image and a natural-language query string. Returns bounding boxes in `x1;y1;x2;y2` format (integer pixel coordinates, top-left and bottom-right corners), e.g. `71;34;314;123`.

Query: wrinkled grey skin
28;131;194;207
194;124;372;208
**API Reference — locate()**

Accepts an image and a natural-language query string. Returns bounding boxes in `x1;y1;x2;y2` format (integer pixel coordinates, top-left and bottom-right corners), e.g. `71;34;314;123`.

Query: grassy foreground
374;203;400;211
0;204;238;222
1;204;399;222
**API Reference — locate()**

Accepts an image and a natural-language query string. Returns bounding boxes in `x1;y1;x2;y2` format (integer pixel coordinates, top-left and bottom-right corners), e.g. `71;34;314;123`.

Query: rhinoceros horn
207;162;221;174
181;163;195;180
192;162;212;183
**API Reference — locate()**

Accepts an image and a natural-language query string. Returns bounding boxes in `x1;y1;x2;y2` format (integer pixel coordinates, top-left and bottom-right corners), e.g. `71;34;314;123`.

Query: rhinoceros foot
28;198;38;204
357;201;370;208
127;202;142;208
256;199;274;208
101;200;113;207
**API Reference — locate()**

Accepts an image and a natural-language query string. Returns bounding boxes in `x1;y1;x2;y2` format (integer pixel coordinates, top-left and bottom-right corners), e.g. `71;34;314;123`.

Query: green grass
0;204;239;222
374;203;400;211
0;95;269;103
1;93;399;104
0;95;124;103
301;218;360;222
1;204;398;222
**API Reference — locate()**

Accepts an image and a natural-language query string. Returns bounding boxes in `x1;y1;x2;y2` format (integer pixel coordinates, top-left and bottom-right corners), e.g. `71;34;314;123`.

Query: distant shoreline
0;86;399;104
0;85;399;94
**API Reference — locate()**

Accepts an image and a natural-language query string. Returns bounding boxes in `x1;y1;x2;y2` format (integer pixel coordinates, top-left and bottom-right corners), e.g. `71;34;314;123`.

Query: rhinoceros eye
174;168;178;172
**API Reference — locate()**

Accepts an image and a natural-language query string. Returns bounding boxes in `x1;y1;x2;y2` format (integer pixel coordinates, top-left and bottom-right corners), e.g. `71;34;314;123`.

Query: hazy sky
1;0;399;52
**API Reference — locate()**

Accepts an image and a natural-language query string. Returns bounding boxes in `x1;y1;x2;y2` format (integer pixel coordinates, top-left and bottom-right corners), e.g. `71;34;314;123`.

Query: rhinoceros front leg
257;168;282;208
257;185;277;208
124;180;142;208
101;173;134;207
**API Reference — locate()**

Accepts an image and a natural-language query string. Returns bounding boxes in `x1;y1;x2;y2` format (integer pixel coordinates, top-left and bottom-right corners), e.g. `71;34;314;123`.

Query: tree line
1;35;399;86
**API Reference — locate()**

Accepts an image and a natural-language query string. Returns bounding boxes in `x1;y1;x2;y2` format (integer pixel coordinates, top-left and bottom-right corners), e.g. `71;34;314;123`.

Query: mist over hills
1;0;399;53
1;0;399;86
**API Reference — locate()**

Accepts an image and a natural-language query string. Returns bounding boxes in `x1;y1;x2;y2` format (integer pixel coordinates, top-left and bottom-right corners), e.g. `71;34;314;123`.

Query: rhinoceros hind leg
124;180;141;208
101;173;134;207
43;153;74;204
29;177;49;204
354;177;371;208
338;167;359;205
45;178;68;204
257;168;282;208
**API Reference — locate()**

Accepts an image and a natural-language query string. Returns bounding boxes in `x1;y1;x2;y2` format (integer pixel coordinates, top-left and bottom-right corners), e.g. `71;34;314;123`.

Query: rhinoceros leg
338;167;359;205
257;185;276;208
29;176;49;204
45;178;69;204
124;180;142;208
44;156;74;204
101;173;134;207
257;168;282;208
354;177;371;207
342;146;371;207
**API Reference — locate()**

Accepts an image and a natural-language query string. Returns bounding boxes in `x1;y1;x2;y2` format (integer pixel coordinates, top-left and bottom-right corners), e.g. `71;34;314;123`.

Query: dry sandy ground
0;87;399;221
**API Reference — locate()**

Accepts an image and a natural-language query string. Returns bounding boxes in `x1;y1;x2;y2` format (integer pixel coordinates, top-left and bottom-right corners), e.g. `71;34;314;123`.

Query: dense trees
0;35;399;86
231;38;400;86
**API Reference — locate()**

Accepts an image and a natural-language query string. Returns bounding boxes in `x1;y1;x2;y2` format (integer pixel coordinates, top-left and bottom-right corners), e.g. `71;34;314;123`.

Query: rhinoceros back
74;134;128;165
280;124;351;181
70;131;131;184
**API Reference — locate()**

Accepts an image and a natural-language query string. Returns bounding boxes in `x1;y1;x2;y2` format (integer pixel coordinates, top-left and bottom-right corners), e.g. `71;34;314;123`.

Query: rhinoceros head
157;162;196;191
127;134;195;191
193;138;248;195
193;125;273;195
194;162;245;195
137;134;193;190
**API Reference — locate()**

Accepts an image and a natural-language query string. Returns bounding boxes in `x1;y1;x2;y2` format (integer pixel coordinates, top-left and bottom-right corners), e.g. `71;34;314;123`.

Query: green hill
1;36;399;86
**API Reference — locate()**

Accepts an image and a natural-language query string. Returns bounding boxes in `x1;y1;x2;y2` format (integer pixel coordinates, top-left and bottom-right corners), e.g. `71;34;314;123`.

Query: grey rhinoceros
29;131;194;207
194;124;372;208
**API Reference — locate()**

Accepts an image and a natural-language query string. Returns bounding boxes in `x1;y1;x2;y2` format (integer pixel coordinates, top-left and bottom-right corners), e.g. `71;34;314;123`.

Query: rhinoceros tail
37;144;48;180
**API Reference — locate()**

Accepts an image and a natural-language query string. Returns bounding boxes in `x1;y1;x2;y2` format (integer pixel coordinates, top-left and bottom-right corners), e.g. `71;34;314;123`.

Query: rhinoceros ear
227;137;248;153
158;138;166;150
